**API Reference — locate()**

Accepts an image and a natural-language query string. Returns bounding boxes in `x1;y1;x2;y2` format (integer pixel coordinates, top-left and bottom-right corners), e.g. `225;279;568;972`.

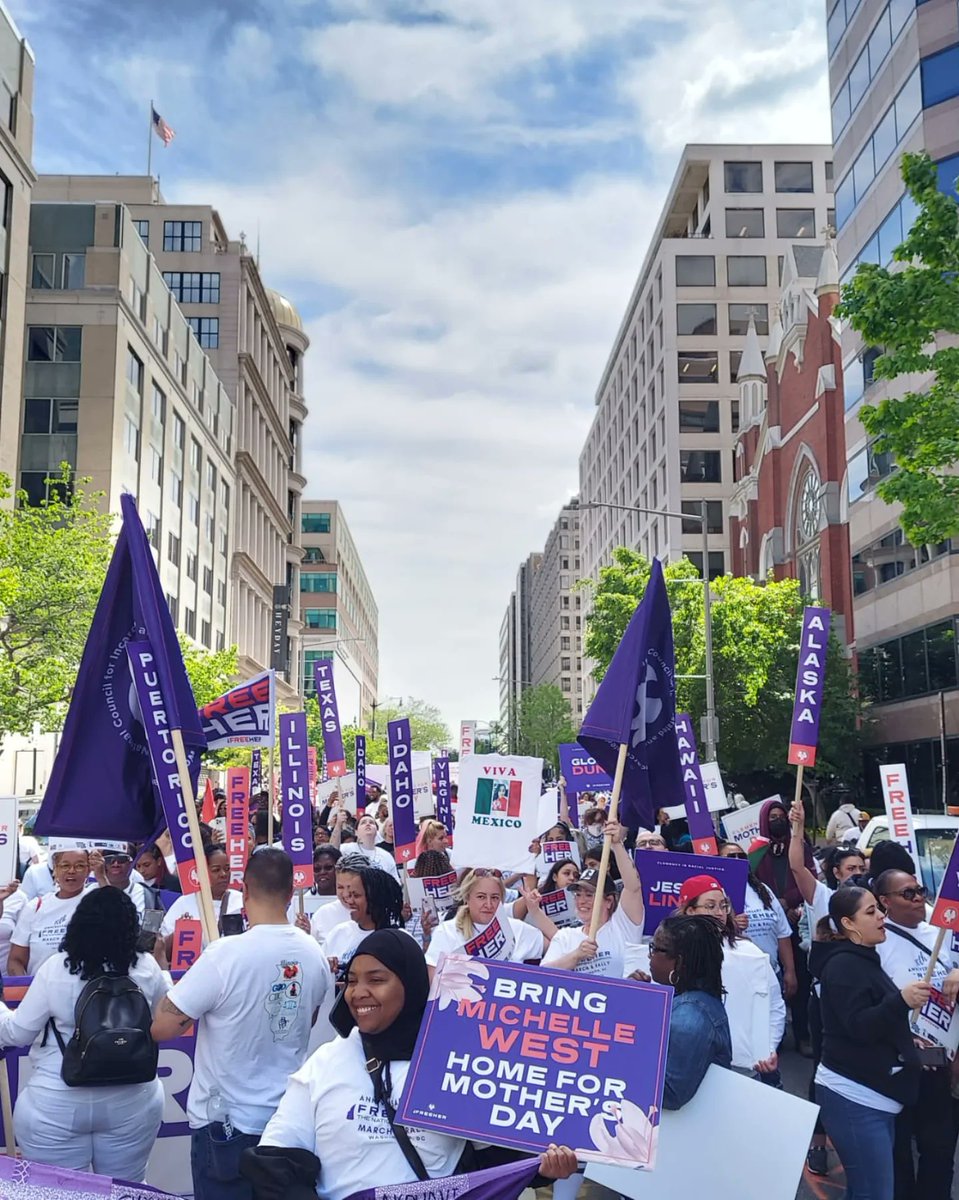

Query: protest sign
450;755;544;875
720;798;770;851
0;798;16;885
199;669;275;749
315;767;389;813
251;749;262;795
542;840;576;865
280;713;313;889
661;760;726;821
225;767;249;889
435;756;453;836
585;1064;818;1200
462;913;516;960
536;787;559;837
638;849;749;935
171;919;203;970
460;720;477;759
675;713;717;855
344;1157;538;1200
389;719;417;864
931;834;959;931
308;746;319;805
787;606;831;767
398;955;670;1167
49;837;129;855
558;744;614;793
355;735;367;815
879;763;917;858
413;750;433;819
536;887;579;928
314;661;347;777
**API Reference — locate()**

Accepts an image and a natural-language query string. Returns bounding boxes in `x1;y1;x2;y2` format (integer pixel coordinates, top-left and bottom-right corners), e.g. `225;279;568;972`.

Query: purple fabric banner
435;755;453;836
637;848;749;935
343;1157;539;1200
674;713;717;855
558;743;614;793
314;659;346;777
355;735;367;815
128;640;198;894
788;606;831;767
397;956;671;1168
388;718;416;864
250;749;262;798
280;712;314;888
0;1157;180;1199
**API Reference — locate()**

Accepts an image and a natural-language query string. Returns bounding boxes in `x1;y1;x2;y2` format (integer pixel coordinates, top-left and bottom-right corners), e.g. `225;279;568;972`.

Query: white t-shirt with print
0;889;26;973
260;1026;465;1200
160;889;243;939
541;902;643;979
323;920;416;971
878;918;959;1056
311;900;353;943
353;844;401;883
168;922;331;1134
10;890;93;971
742;884;792;967
424;915;544;967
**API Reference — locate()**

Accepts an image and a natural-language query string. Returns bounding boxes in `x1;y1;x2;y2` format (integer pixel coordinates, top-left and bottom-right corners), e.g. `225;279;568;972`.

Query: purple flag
578;558;682;830
36;493;205;840
558;743;614;793
674;713;717;855
435;756;453;836
314;659;346;777
280;712;313;888
388;718;416;864
344;1158;538;1200
0;1155;181;1199
355;734;367;815
931;833;959;930
788;606;831;767
250;749;262;805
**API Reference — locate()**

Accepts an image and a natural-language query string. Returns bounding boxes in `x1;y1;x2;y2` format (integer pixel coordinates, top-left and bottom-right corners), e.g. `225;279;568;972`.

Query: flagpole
268;743;276;846
589;742;628;939
171;728;219;944
0;1061;16;1156
147;99;153;178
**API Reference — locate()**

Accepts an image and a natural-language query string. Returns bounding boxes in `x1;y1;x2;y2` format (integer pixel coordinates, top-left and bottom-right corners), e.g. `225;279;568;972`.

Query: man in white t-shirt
152;848;331;1200
92;845;152;916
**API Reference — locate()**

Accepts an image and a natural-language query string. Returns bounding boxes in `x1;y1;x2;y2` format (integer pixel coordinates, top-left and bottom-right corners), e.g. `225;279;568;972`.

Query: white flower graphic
431;956;489;1009
584;1100;659;1166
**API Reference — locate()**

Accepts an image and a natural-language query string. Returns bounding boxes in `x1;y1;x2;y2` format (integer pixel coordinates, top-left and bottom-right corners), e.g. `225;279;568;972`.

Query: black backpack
46;974;158;1087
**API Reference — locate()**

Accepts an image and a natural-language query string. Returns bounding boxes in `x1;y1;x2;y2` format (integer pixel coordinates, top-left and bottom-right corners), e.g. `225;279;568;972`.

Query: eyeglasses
884;885;927;902
471;868;503;879
693;899;730;914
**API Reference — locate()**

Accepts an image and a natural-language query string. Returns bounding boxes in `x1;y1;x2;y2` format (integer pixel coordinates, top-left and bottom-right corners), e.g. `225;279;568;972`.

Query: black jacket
814;939;919;1105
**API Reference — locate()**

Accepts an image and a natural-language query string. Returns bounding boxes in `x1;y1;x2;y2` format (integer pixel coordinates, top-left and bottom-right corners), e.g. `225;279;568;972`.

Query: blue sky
12;0;832;737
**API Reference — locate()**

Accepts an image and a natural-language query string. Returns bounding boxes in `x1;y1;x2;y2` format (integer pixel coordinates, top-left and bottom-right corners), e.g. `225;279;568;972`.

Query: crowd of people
0;780;954;1200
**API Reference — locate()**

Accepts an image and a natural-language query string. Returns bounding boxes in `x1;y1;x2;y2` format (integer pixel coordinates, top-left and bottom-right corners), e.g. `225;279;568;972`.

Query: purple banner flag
280;712;314;888
578;559;682;830
36;494;205;841
674;713;717;855
638;848;749;935
397;956;671;1168
558;743;614;793
930;833;959;930
250;750;262;809
388;718;416;864
0;1155;181;1199
435;755;453;836
344;1157;539;1200
788;606;831;767
314;660;346;777
355;734;367;815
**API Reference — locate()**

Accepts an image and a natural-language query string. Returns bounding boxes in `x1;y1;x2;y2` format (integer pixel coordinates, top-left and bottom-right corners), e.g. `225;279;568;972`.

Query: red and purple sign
558;743;614;794
788;606;831;767
388;718;417;864
674;713;717;855
314;660;346;777
280;712;314;889
198;669;274;748
355;734;367;815
638;848;748;935
435;756;453;836
931;834;959;931
226;766;249;889
397;955;671;1168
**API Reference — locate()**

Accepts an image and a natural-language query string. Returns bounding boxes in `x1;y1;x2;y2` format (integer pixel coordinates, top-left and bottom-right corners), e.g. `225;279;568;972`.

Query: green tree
515;684;576;774
0;471;113;739
370;698;450;752
583;548;864;786
836;152;959;544
477;719;509;755
180;638;239;707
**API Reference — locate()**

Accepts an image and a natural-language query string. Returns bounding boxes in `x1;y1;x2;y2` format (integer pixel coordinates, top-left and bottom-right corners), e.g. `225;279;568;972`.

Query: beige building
529;499;586;723
828;0;959;803
498;551;542;747
33;175;309;699
299;500;379;728
0;3;35;493
579;144;835;594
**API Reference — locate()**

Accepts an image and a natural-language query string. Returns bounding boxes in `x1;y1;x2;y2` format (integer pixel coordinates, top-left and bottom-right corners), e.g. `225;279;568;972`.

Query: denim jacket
663;990;732;1110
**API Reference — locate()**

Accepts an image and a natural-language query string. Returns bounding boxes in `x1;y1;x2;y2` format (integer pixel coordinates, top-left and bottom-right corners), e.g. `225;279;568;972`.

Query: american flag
152;107;175;147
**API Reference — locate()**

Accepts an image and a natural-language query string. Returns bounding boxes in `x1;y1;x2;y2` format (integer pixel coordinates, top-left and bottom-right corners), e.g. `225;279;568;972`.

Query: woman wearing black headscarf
242;929;577;1200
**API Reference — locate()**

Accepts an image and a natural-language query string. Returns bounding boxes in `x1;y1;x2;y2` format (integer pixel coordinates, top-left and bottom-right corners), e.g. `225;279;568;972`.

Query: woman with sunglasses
424;869;548;977
874;868;959;1200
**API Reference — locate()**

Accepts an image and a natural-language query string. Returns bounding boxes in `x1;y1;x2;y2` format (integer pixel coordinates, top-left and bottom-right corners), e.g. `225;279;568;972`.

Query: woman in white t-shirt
8;849;94;975
348;815;401;882
425;869;547;975
0;887;169;1181
245;930;577;1200
0;883;26;973
160;846;243;952
319;857;408;974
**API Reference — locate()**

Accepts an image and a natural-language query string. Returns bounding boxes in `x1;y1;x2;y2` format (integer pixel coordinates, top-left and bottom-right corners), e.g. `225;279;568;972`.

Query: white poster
315;766;389;812
0;798;16;884
721;797;773;850
412;750;433;819
879;763;917;858
536;787;559;836
662;761;727;821
459;720;477;759
450;754;543;874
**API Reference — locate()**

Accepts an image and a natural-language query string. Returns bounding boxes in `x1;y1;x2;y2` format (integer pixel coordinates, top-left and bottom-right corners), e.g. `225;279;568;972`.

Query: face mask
768;817;788;839
587;823;603;836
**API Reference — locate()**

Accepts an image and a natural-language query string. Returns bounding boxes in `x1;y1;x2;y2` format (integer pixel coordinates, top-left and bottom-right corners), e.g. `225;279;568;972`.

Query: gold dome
265;287;304;334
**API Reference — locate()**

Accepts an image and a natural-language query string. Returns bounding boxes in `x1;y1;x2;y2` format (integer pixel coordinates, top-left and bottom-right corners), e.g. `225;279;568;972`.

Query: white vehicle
856;814;959;895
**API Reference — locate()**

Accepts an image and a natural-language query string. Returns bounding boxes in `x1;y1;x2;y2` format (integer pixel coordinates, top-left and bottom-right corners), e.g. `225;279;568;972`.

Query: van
856;814;959;895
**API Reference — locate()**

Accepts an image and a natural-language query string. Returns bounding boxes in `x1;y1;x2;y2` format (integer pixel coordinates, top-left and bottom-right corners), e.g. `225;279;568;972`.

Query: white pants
14;1077;164;1181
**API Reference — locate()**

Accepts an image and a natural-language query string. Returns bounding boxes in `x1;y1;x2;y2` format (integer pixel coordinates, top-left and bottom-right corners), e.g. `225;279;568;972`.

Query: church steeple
737;317;767;426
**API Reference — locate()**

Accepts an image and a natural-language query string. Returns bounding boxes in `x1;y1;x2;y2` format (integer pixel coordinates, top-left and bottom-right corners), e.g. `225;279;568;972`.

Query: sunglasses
471;868;503;879
103;854;132;865
884;885;927;902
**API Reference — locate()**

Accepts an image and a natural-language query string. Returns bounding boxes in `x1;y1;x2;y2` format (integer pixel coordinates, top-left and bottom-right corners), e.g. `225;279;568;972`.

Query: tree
370;698;450;752
0;471;114;739
180;638;239;708
477;720;509;755
583;548;865;787
515;685;577;774
836;152;959;545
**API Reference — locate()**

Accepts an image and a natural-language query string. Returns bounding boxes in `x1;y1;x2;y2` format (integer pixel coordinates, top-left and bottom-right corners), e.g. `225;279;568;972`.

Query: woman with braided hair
318;854;411;975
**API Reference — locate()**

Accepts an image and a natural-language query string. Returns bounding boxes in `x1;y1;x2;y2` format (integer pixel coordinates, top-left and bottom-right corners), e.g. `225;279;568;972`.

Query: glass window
827;2;846;55
30;253;55;289
847;446;869;504
61;253;85;289
728;303;769;335
27;326;81;362
123;415;139;461
843;355;865;410
727;256;766;286
302;512;331;534
676;303;717;335
889;0;913;37
729;351;742;383
901;629;927;696
775;162;814;193
776;208;816;238
878;206;903;266
853;143;875;204
152;385;165;424
678;351;719;382
927;621;958;692
725;208;765;237
921;44;959;109
876;640;904;702
848;46;870;109
835;174;855;229
895;67;922;137
163;220;202;252
679;400;719;432
724;162;763;193
686;550;726;581
187;317;218;348
303;608;337;630
675;256;716;286
872;108;898;179
936;153;959;202
126;348;143;396
301;572;338;593
682;500;723;534
867;8;892;76
832;83;851;136
680;449;722;483
133;219;149;246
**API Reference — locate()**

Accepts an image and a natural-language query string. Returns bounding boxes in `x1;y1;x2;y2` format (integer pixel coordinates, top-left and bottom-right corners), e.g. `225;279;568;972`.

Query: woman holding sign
424;870;547;976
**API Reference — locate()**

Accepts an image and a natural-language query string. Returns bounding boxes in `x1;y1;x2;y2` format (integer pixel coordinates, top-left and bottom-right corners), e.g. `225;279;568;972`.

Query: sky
12;0;832;739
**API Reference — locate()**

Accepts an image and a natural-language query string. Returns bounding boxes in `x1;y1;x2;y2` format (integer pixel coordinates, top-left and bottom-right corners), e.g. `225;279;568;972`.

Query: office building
579;144;835;592
299;500;379;729
498;552;541;743
828;0;959;802
529;499;586;722
33;175;309;699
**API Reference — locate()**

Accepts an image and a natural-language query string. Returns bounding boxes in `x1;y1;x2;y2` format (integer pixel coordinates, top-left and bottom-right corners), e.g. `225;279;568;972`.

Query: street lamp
580;498;719;762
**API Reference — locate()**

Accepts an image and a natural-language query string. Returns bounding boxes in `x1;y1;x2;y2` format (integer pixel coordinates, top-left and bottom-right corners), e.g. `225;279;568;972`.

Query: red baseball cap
679;874;724;908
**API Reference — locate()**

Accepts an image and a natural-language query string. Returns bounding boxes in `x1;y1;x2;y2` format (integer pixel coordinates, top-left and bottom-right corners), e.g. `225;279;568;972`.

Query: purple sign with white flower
788;606;831;767
397;955;671;1169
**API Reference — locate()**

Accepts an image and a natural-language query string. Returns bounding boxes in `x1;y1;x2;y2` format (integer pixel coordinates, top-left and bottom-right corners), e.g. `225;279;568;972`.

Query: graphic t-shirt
168;922;331;1133
0;889;26;973
878;918;959;1057
742;884;791;967
541;902;644;979
424;914;543;967
11;890;93;971
160;889;243;939
324;920;416;972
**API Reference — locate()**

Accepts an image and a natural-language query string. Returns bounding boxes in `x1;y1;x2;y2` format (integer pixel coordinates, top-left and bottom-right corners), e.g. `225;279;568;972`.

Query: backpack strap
42;1017;67;1055
885;924;953;974
362;1040;428;1182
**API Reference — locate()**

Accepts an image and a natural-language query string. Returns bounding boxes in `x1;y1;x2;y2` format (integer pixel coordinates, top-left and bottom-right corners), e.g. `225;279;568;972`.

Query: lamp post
580;498;718;762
